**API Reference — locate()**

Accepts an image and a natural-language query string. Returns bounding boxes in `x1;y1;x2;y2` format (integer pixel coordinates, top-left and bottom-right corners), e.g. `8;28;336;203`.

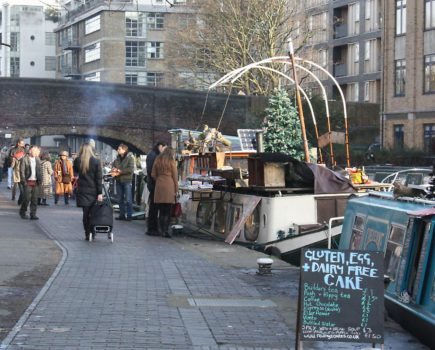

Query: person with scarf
54;150;74;205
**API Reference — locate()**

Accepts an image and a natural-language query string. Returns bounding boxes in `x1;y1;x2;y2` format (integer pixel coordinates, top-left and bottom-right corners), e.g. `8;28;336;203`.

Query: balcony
334;63;347;77
61;39;81;51
334;23;348;39
61;66;81;78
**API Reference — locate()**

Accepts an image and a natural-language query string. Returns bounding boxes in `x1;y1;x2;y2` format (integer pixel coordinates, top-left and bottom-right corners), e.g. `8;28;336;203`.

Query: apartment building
0;0;58;78
382;0;435;153
300;0;382;104
55;0;202;88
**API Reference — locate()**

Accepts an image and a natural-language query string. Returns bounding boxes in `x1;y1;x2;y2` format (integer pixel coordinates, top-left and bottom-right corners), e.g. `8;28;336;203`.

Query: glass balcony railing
334;23;348;39
334;63;347;77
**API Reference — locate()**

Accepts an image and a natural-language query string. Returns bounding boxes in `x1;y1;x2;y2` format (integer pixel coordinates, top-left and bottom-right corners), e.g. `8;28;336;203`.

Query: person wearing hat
54;150;74;205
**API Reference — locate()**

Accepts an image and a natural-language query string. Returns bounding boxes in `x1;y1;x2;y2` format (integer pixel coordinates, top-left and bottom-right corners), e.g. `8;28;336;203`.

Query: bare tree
166;0;314;95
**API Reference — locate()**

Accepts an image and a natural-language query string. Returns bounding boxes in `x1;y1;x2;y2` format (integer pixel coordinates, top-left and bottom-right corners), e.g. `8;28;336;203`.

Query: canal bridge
0;78;262;153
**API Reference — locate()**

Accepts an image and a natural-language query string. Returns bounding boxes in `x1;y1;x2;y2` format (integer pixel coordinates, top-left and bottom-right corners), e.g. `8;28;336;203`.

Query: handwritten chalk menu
299;249;384;343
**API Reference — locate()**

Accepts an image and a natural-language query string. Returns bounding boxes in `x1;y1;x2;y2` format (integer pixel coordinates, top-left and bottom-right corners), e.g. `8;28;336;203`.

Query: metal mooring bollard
257;258;274;275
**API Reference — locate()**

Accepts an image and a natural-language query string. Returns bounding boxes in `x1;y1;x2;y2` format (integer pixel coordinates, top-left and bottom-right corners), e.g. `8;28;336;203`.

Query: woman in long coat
151;147;178;237
54;150;73;205
38;152;53;205
73;142;103;240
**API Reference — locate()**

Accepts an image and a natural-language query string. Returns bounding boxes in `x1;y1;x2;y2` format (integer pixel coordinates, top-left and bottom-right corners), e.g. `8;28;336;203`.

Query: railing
61;66;81;77
61;39;80;50
334;23;348;39
333;63;347;77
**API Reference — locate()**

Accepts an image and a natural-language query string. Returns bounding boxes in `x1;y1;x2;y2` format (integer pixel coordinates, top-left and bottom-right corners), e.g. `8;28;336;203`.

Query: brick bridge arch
0;78;262;154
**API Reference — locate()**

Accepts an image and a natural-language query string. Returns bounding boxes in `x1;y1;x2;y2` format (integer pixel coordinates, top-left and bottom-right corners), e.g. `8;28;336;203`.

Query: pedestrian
0;147;6;182
73;142;103;241
38;151;53;206
19;146;42;220
151;147;178;238
54;151;73;205
145;141;167;235
111;143;135;221
11;147;26;204
7;138;25;189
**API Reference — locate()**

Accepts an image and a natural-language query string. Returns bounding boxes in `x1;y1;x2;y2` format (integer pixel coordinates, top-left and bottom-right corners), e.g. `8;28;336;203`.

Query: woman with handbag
73;142;103;241
54;150;74;205
151;147;178;238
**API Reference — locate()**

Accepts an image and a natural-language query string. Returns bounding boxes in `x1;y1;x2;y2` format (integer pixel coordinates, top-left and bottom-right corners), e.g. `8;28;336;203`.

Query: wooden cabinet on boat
248;157;285;187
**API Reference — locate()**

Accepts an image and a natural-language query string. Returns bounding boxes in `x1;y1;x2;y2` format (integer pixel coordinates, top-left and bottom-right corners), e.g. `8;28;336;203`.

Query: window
84;72;100;81
424;124;435;153
84;42;100;63
309;12;328;43
85;15;100;35
10;32;18;52
126;41;146;66
45;32;55;46
126;12;146;37
394;59;406;96
425;0;435;30
347;82;359;102
10;57;20;77
384;225;405;282
348;43;359;75
364;39;380;73
146;72;164;86
364;81;370;101
424;54;435;93
147;13;164;29
45;56;56;71
126;73;138;85
349;2;360;35
147;42;164;59
396;0;406;35
350;216;365;249
394;124;404;149
364;40;370;60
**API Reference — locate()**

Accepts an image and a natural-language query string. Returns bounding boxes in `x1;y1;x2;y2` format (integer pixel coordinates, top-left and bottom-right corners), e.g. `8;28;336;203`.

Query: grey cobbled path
2;204;292;350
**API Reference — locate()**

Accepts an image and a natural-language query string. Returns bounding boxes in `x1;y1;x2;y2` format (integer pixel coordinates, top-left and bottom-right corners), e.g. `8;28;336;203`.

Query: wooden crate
196;152;225;170
248;158;285;187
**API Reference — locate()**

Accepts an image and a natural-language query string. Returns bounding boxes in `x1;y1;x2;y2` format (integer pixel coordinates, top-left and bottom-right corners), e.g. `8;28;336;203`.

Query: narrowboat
178;150;360;266
339;186;435;348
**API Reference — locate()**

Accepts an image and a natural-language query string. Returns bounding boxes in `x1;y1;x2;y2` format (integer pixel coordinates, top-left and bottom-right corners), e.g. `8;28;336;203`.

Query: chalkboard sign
298;249;384;344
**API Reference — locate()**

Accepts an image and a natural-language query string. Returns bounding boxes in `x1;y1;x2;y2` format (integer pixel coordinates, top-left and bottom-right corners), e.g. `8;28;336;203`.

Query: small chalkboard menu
296;249;384;347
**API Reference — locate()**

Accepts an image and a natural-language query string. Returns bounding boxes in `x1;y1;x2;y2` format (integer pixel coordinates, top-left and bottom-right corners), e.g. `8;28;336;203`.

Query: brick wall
0;78;260;153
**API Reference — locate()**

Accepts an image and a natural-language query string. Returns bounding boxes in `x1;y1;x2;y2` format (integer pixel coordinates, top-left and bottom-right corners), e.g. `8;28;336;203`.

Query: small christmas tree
262;89;304;159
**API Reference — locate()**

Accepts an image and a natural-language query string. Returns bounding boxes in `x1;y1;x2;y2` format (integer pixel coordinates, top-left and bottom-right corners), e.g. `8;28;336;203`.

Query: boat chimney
255;130;264;153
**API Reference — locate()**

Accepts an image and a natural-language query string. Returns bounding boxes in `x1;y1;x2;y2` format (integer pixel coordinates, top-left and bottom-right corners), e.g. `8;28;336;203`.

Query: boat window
408;222;431;300
226;204;242;234
244;206;260;242
196;201;213;228
214;201;227;234
384;225;406;282
350;215;365;249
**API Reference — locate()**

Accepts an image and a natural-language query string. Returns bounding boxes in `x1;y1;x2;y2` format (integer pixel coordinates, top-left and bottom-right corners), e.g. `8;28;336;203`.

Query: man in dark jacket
112;143;135;221
19;146;42;220
145;141;167;235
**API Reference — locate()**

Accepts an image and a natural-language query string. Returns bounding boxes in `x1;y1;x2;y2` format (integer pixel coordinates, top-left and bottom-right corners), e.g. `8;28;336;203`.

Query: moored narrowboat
339;190;435;348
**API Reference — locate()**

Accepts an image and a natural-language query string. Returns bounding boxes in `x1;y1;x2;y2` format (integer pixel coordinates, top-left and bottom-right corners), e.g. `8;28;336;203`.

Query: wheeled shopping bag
89;201;114;242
